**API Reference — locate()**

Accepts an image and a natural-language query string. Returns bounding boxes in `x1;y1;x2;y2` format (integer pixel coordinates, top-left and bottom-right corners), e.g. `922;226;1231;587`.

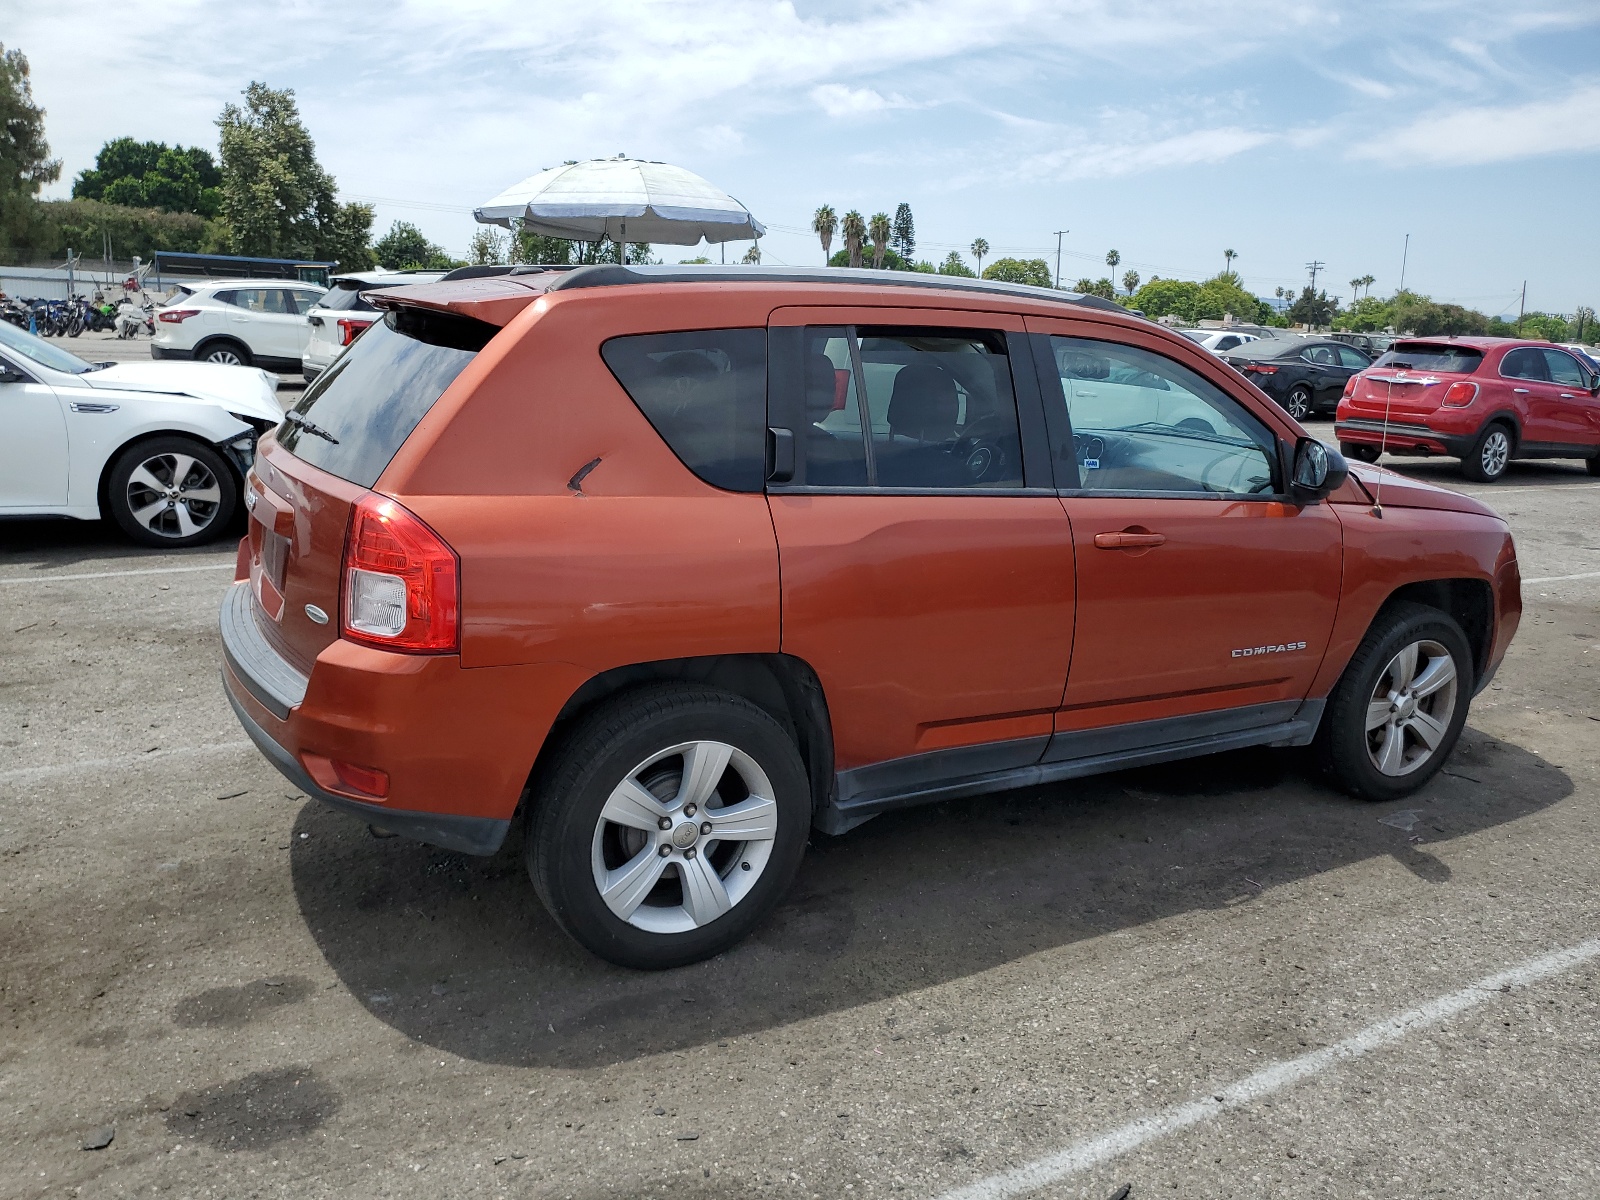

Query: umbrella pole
619;220;626;266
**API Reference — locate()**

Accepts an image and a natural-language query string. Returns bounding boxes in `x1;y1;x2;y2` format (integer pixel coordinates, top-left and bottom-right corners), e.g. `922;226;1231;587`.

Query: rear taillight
340;493;459;654
1441;381;1478;407
1242;364;1278;375
158;308;200;323
336;317;373;347
1342;376;1359;398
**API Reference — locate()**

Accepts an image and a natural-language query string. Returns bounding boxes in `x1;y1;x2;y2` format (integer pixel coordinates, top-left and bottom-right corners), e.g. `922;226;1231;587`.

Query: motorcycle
114;298;152;339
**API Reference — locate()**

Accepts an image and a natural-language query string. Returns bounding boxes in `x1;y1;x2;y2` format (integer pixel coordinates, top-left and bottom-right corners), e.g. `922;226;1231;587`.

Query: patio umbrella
474;156;764;261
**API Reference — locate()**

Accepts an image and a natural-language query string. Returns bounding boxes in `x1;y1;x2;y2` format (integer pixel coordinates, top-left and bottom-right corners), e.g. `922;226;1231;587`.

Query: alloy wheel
1480;429;1510;477
205;347;243;365
589;740;778;934
125;452;224;540
1286;387;1312;421
1364;639;1459;777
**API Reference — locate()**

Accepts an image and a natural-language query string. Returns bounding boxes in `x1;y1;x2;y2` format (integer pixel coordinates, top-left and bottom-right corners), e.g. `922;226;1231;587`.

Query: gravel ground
2;438;1597;1199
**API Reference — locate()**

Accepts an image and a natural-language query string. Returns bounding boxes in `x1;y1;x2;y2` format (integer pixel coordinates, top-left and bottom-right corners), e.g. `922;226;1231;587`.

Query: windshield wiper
283;411;339;444
1123;421;1252;448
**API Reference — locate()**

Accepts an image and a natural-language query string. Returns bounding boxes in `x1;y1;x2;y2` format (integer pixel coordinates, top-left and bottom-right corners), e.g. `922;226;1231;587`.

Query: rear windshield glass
601;328;767;492
277;307;495;487
317;283;379;313
1374;343;1483;374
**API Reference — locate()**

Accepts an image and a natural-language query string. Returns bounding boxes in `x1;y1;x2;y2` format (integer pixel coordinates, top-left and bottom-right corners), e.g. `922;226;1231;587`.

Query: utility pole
1053;231;1069;290
1305;260;1324;293
1516;281;1526;335
1398;233;1410;292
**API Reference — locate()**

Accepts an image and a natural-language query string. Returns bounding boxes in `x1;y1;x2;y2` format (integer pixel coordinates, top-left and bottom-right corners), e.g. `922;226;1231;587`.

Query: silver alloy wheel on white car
124;451;225;540
1364;638;1459;777
204;345;244;365
589;740;778;934
1479;428;1510;477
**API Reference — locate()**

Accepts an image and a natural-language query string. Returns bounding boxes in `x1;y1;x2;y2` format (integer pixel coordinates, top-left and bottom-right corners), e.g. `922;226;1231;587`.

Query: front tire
106;437;238;548
528;685;812;969
1461;422;1513;483
1315;601;1473;802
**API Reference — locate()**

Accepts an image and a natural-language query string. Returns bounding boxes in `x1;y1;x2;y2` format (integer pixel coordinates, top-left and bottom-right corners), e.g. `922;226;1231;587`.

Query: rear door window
601;329;767;492
277;307;495;487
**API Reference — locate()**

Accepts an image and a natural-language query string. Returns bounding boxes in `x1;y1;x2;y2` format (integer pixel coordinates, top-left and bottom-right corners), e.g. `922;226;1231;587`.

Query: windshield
277;307;497;487
0;317;96;374
1374;343;1484;374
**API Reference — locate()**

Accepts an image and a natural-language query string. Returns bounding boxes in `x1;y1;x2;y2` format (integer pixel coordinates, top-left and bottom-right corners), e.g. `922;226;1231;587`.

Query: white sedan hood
83;362;283;424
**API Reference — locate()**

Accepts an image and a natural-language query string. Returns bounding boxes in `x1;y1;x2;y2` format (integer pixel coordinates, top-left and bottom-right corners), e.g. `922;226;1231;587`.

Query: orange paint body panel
769;493;1074;770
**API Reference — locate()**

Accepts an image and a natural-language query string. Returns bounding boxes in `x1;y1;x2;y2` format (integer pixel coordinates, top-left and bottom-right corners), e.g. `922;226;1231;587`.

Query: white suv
152;279;327;372
301;269;446;381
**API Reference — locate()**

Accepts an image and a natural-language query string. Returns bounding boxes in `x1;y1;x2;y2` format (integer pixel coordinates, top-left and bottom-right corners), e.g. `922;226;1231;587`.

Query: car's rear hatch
1343;341;1484;419
242;281;545;673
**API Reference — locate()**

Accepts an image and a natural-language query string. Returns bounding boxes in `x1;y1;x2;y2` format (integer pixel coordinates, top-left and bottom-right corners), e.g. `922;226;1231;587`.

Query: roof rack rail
543;263;1136;315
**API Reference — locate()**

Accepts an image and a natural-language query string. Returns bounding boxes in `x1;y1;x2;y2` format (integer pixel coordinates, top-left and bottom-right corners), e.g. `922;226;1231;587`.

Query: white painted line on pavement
931;936;1600;1200
1462;482;1600;495
0;562;234;585
0;740;253;785
1522;570;1600;585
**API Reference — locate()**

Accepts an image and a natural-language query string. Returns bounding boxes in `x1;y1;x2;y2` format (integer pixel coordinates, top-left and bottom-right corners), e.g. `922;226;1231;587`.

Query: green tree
1105;249;1120;272
27;197;206;261
938;250;974;277
1122;269;1140;296
73;138;222;217
468;227;506;265
830;245;911;271
1223;248;1237;274
970;237;989;276
322;201;376;272
891;203;915;262
983;257;1052;287
1287;285;1339;328
1572;306;1596;342
0;43;60;252
812;204;836;264
1518;312;1568;342
842;210;866;269
1333;294;1392;333
868;211;891;269
1131;277;1205;322
374;220;448;269
741;241;761;264
216;81;374;270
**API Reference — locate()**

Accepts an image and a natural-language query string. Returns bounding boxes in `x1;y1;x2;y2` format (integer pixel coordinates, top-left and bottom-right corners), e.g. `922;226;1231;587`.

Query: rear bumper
1334;417;1472;458
223;681;510;855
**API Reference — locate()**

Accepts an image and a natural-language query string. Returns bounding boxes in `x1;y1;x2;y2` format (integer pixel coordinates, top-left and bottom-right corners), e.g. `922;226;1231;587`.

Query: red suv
221;267;1521;968
1336;337;1600;482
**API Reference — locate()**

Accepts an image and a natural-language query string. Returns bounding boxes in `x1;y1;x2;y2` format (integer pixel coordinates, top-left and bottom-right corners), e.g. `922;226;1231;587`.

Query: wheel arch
191;334;252;363
1372;577;1494;686
1477;410;1521;447
533;653;836;819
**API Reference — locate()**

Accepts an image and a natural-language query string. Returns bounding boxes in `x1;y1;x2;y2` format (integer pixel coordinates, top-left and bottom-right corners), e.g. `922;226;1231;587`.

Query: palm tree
970;238;989;276
812;205;837;265
869;211;892;270
1223;248;1237;275
842;210;866;269
1122;269;1140;296
1073;277;1095;293
1361;273;1376;299
1350;277;1362;306
1106;249;1121;271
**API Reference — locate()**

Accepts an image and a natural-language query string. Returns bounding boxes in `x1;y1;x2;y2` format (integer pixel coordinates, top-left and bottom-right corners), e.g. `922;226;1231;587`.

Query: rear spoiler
368;272;557;327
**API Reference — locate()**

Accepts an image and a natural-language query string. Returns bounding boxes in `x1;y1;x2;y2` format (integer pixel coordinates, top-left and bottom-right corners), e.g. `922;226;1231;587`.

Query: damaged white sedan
0;320;281;547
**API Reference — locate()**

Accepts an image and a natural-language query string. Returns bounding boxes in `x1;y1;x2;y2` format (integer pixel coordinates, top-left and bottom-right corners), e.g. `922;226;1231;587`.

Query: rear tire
1315;601;1473;802
106;437;238;548
1341;442;1380;464
196;338;251;367
1586;455;1600;477
1284;385;1314;422
527;685;811;970
1460;422;1513;483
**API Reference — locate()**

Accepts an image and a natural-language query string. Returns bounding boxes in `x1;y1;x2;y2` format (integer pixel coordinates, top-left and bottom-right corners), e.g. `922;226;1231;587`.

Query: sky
10;0;1600;315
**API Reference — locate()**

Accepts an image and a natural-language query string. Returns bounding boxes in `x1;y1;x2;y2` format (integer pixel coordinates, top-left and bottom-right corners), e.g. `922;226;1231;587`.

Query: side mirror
1290;437;1348;504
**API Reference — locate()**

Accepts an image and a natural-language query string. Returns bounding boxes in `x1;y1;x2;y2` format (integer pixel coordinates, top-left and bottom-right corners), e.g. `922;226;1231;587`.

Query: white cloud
1018;126;1276;181
810;84;915;118
1356;83;1600;165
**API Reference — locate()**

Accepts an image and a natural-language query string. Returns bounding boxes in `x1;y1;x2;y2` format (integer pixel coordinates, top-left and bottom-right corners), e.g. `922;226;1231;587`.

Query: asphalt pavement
2;434;1597;1199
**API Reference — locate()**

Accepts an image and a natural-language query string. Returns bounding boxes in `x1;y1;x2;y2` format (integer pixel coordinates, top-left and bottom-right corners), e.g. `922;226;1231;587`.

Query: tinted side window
1501;348;1548;381
1302;345;1338;366
855;327;1024;488
601;329;766;493
1543;349;1585;386
1336;346;1370;369
1049;336;1277;495
278;308;492;488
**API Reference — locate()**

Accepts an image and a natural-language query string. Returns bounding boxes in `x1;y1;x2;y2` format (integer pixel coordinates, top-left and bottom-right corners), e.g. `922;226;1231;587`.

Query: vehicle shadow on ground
290;727;1568;1069
0;514;245;568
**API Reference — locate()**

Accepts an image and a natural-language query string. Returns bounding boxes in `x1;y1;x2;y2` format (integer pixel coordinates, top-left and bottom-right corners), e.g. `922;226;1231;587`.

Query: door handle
1560;393;1576;399
1094;531;1166;550
1513;388;1530;393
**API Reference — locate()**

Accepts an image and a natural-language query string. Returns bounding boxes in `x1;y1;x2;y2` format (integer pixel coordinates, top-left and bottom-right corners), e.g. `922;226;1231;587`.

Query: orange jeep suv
221;266;1522;968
